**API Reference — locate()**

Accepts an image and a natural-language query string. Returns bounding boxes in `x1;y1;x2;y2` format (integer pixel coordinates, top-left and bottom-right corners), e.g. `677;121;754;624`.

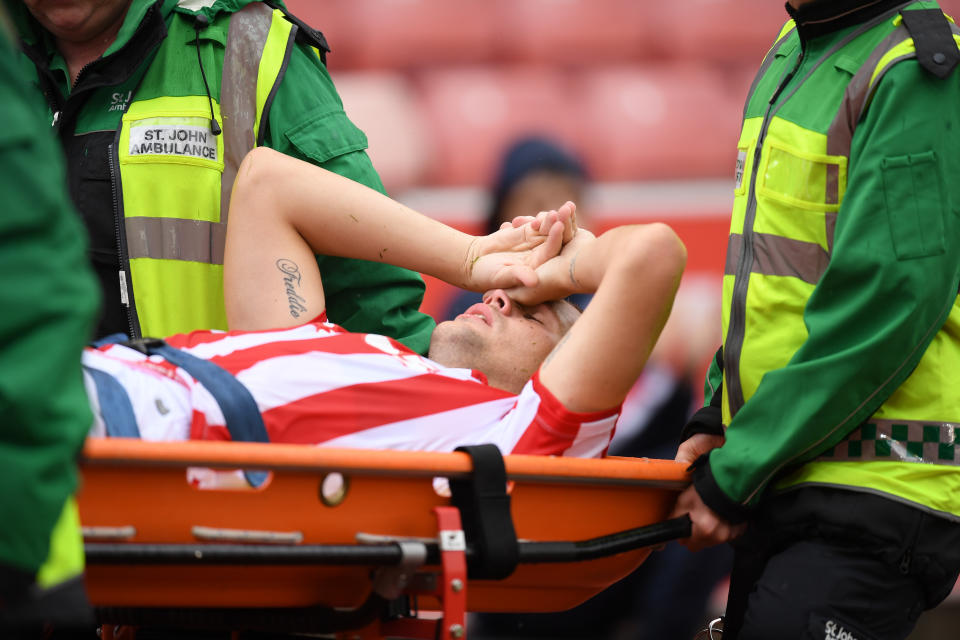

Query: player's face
428;289;580;393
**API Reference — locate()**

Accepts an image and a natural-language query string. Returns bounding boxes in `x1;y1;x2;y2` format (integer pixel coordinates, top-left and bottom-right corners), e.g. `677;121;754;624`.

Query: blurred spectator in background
0;8;100;634
443;136;591;320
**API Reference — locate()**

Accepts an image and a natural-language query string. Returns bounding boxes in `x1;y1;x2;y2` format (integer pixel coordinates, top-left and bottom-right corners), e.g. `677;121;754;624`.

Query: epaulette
900;8;959;78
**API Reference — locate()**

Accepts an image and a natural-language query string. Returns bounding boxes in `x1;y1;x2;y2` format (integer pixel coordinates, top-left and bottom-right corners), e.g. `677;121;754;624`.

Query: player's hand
464;204;573;291
670;486;746;552
503;201;579;244
676;433;725;466
502;224;597;305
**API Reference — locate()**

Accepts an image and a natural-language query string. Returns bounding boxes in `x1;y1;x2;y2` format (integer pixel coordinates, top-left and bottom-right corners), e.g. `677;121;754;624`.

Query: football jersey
82;318;620;458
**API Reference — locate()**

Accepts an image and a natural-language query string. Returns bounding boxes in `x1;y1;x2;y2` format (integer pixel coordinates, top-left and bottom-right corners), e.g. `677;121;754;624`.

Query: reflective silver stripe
220;2;272;224
825;211;837;254
819;420;960;466
725;233;829;285
825;26;910;243
125;217;227;264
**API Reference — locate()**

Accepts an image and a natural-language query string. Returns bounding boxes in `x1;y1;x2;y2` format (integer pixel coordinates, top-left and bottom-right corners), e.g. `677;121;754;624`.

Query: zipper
108;142;141;339
724;49;805;415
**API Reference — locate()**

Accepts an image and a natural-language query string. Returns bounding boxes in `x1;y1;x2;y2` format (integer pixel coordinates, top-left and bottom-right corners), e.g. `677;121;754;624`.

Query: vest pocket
756;140;847;212
285;108;369;164
881;151;946;260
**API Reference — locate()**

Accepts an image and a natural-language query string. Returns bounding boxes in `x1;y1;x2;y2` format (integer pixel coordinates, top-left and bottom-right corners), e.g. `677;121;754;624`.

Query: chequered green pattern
819;420;960;465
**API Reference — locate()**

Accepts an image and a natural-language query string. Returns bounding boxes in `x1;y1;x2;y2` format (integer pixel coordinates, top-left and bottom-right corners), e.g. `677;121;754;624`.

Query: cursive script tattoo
276;258;308;319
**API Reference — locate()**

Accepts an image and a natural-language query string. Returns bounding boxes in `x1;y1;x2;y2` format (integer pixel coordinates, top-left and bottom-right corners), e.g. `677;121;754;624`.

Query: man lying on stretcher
83;148;685;458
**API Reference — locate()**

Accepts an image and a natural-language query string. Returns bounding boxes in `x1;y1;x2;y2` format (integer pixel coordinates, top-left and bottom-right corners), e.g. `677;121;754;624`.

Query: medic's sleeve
0;36;100;573
697;60;960;521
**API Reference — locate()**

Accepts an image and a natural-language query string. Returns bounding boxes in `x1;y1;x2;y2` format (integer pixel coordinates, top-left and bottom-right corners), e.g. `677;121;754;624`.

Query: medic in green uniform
5;0;435;353
0;13;99;630
675;1;960;638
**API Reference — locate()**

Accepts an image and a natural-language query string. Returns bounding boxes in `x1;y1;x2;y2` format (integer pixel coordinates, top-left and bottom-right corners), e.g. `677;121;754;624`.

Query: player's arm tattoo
276;258;308;319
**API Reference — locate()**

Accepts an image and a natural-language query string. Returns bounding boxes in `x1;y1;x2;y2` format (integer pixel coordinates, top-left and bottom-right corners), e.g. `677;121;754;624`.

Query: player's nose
483;289;513;314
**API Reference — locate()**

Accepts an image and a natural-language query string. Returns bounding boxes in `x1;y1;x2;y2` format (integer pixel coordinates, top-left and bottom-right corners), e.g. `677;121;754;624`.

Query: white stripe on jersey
322;391;537;454
564;416;621;458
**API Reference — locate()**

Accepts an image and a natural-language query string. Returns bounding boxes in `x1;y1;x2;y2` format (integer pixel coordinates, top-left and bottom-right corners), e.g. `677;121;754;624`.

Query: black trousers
723;487;960;640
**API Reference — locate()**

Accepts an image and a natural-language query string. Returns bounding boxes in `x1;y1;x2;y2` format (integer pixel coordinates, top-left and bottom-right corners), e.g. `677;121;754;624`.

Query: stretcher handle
516;515;692;563
85;542;411;565
85;516;692;567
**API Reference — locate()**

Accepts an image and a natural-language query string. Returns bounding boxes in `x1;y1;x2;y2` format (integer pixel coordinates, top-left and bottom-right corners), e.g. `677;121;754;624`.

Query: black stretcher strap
449;444;519;580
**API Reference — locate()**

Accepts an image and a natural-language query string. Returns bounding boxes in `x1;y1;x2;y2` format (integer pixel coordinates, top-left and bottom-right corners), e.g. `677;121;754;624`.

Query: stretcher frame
79;438;691;639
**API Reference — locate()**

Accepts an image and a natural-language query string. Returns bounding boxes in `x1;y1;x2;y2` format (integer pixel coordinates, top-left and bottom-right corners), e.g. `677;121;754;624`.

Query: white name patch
129;123;217;161
734;149;747;190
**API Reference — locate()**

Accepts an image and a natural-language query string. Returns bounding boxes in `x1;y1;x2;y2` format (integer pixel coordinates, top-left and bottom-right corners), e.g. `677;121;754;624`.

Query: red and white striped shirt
82;318;619;458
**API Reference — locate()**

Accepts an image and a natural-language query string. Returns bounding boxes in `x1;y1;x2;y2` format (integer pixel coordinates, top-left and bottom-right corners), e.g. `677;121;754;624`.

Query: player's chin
427;320;487;366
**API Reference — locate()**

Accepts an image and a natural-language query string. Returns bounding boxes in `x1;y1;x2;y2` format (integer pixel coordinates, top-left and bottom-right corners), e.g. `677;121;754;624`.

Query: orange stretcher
78;438;691;639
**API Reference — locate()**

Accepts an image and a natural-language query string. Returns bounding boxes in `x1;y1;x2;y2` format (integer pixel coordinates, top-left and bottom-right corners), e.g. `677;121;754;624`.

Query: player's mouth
459;303;494;327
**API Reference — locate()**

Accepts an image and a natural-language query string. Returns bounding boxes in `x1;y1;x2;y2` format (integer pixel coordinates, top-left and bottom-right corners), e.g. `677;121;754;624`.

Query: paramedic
672;0;960;638
0;14;100;632
83;147;686;458
9;0;435;352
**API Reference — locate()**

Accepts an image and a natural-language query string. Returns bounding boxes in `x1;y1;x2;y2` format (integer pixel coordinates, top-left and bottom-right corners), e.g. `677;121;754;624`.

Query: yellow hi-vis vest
724;15;960;517
116;4;295;337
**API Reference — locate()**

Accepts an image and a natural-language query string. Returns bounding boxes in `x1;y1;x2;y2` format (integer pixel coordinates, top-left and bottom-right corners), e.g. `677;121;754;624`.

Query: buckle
121;337;167;356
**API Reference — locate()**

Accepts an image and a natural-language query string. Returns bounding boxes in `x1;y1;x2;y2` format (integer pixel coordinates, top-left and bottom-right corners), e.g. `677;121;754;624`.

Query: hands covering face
466;201;595;302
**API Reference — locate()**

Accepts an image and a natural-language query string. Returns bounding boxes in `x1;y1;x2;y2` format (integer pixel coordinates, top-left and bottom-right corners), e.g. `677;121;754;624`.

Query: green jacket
697;0;960;521
7;0;435;353
0;24;99;580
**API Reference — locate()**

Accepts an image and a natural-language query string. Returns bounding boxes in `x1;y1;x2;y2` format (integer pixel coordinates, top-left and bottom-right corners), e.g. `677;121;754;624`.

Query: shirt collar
785;0;908;41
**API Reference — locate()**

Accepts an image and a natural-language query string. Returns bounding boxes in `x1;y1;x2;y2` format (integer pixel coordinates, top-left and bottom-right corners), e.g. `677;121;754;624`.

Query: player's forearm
233;147;476;287
540;224;686;412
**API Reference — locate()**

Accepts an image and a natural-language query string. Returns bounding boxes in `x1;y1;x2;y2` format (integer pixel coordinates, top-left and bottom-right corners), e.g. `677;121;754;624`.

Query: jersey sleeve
508;372;620;458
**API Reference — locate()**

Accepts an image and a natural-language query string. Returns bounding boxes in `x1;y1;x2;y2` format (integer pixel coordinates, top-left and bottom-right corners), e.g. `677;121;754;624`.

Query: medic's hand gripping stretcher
79;437;692;639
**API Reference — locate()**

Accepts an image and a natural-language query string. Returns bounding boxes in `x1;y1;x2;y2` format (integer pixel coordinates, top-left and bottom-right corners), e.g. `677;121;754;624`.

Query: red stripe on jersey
165;315;331;350
509;373;619;455
95;344;184;383
202;331;417;376
165;330;230;350
190;410;231;442
258;373;508;445
509;416;575;455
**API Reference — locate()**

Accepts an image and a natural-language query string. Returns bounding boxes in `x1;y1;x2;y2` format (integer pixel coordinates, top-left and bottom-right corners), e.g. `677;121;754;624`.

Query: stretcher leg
359;505;469;640
433;505;468;639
